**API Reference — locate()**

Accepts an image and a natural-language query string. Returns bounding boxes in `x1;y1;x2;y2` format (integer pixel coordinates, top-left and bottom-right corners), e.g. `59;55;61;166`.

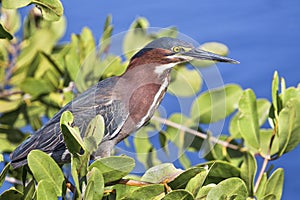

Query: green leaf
255;173;267;200
60;111;85;154
0;188;23;200
191;84;242;123
185;169;209;196
197;161;241;184
2;0;31;8
27;150;65;196
265;168;284;200
0;163;10;188
271;71;280;119
0;23;13;40
0;99;21;113
206;177;248;200
123;17;151;59
32;0;64;21
20;78;53;97
259;129;279;157
122;184;165;200
278;98;300;156
240;152;257;196
23;180;36;200
168;167;204;189
238;89;260;149
99;15;113;55
0;154;3;162
168;67;202;97
1;9;21;35
195;184;216;199
88;156;135;183
83;114;105;152
36;180;58;200
162;189;194;200
257;99;271;126
141;163;183;183
84;167;104;200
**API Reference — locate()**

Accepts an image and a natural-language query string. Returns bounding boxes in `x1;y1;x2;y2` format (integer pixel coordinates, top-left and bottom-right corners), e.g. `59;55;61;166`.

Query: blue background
1;0;300;198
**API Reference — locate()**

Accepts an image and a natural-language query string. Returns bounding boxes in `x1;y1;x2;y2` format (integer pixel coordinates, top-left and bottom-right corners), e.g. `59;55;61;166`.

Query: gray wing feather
10;77;128;168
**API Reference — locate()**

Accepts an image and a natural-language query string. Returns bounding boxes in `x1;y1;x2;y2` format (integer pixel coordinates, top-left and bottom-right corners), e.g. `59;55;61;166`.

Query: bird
10;37;239;169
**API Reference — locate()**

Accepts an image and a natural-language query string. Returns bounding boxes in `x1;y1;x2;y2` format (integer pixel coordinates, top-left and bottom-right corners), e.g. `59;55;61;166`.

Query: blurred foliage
0;1;299;200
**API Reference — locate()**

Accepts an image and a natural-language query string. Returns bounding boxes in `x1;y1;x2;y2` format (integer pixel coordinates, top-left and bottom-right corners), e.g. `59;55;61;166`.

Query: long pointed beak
183;48;239;64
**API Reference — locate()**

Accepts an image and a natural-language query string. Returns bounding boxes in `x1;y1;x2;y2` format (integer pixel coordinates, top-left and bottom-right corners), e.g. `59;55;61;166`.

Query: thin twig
254;156;269;193
152;116;244;151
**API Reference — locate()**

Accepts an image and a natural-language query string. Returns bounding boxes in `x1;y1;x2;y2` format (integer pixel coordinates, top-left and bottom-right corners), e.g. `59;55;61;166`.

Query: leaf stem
152;116;245;152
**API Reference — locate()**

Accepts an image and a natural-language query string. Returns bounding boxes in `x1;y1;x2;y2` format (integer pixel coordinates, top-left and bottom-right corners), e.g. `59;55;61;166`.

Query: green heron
10;37;238;169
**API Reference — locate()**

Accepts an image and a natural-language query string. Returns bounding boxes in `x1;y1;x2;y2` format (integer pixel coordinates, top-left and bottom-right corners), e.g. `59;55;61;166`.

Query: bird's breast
126;77;169;129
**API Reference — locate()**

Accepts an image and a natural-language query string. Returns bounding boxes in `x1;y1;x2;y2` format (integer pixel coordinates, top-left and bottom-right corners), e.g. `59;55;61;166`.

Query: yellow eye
172;46;181;53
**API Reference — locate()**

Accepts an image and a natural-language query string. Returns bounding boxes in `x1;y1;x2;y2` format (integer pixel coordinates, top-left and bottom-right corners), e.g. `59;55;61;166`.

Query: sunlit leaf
240;152;257;196
0;163;10;188
32;0;64;21
185;169;209;196
195;184;216;199
60;110;85;154
191;84;242;123
141;163;183;183
23;180;35;200
27;150;65;196
88;156;135;183
271;71;280;120
83;115;105;153
162;189;194;200
36;180;57;200
206;177;248;200
277;99;299;157
168;167;204;189
238;89;260;149
0;188;23;200
255;173;267;200
168;67;202;97
197;161;240;184
84;167;104;200
259;129;279;157
123;17;151;59
265;168;284;200
122;184;165;200
20;77;53;97
2;0;30;9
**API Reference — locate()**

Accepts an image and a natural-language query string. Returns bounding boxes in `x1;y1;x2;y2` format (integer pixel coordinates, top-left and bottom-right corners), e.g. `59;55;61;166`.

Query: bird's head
128;37;239;74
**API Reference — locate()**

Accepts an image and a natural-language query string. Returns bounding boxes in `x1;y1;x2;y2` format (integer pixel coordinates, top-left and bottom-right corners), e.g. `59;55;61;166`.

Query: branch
152;116;245;152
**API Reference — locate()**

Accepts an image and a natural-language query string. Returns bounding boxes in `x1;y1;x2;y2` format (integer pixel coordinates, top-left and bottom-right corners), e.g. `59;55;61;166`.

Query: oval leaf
168;167;204;189
84;167;104;200
265;168;284;200
191;84;242;123
0;188;23;200
123;184;165;200
36;180;58;200
141;163;183;183
238;89;260;149
240;152;257;196
88;156;135;183
0;163;10;188
27;150;65;196
206;177;248;200
168;67;202;97
32;0;64;21
162;189;194;200
2;0;30;9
